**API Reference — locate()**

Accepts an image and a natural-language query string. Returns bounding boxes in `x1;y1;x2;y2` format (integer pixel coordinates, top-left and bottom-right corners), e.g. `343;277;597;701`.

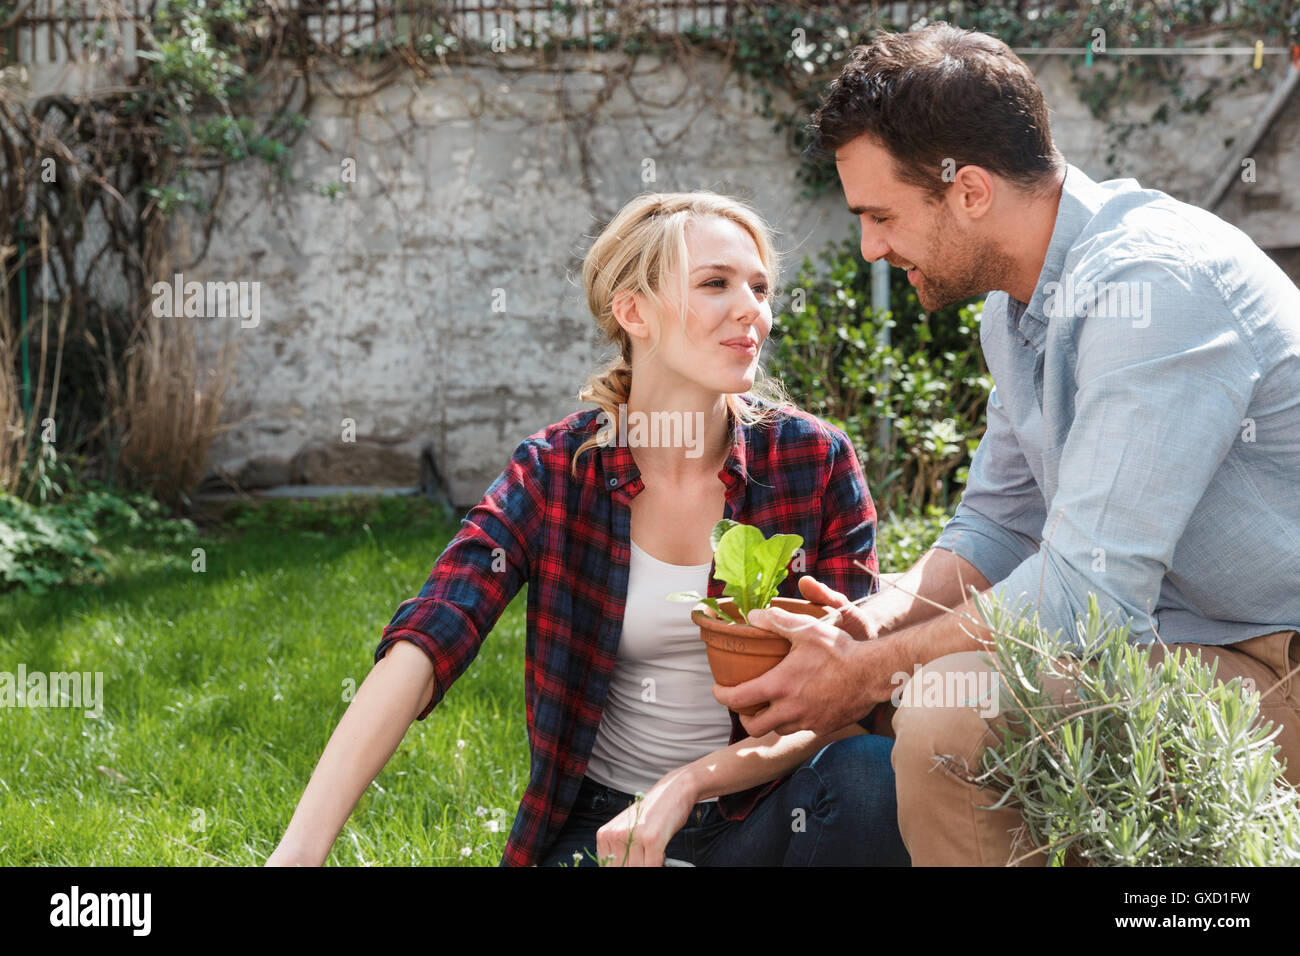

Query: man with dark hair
714;22;1300;865
808;22;1068;314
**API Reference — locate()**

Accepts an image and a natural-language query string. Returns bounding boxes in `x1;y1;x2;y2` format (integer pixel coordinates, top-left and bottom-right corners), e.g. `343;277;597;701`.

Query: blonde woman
268;192;908;867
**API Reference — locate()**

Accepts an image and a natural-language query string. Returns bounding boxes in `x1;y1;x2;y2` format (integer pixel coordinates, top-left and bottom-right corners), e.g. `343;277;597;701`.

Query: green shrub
772;239;991;519
876;508;952;574
0;493;101;593
975;593;1300;865
0;485;195;595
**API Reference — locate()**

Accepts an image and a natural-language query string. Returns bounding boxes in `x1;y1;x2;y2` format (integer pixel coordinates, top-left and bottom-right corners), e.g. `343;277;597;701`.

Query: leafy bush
876;508;952;574
0;438;195;594
975;593;1300;865
0;486;195;594
0;493;101;593
771;239;992;519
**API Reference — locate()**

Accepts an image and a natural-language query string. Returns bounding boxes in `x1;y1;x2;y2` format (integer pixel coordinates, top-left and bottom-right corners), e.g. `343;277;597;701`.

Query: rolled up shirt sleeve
811;428;881;733
812;424;880;602
933;384;1046;585
374;437;545;719
987;256;1260;644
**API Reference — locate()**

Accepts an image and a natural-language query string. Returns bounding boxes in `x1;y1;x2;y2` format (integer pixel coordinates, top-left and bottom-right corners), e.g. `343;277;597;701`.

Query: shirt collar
596;400;750;494
1019;163;1111;330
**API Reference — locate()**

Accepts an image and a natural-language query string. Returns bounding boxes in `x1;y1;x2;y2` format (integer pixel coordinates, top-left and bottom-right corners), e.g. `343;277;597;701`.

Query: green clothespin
1085;47;1093;68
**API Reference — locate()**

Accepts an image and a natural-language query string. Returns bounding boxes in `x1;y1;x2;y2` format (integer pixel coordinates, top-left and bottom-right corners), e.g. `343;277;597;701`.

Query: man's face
835;134;1012;311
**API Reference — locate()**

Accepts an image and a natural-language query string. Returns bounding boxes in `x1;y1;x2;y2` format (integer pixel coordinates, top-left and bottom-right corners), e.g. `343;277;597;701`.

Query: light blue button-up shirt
933;163;1300;646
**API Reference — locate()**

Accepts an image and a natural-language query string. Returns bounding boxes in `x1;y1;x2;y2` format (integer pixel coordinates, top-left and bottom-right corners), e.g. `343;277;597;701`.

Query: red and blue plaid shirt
374;397;880;866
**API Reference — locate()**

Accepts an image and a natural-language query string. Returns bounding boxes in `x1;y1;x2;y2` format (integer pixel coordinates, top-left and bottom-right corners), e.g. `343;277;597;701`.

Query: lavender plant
972;592;1300;866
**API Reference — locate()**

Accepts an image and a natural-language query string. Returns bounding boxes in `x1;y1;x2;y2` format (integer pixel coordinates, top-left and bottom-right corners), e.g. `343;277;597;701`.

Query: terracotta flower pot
691;597;833;717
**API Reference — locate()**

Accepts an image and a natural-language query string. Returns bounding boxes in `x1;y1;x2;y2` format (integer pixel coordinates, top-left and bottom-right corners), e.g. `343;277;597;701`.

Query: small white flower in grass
460;846;472;858
457;739;467;750
474;806;487;817
572;851;583;865
484;819;501;833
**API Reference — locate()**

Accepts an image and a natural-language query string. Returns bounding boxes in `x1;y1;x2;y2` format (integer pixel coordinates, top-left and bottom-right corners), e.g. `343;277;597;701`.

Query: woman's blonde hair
571;191;794;476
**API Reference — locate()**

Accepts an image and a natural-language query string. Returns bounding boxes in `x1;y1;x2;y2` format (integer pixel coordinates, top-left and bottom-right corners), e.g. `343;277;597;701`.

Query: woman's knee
792;733;909;865
801;732;897;813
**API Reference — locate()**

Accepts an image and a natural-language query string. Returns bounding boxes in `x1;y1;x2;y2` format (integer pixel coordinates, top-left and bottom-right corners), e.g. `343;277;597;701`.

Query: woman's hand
594;770;698;867
265;845;318;867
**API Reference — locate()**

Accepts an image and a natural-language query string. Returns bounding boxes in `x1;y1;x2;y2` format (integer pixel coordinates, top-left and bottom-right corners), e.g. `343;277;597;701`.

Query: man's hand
793;575;878;641
594;771;697;867
712;600;895;738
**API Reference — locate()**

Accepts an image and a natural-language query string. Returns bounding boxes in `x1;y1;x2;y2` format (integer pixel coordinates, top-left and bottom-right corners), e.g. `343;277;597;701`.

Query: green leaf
752;533;801;607
712;523;767;617
707;522;805;616
715;600;747;626
666;591;743;625
709;518;740;552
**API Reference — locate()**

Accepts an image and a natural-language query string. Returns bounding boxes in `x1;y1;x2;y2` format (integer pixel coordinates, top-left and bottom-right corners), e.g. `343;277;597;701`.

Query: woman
267;191;908;867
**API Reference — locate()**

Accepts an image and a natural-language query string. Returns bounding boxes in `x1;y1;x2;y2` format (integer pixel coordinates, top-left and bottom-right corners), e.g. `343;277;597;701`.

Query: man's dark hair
810;22;1065;200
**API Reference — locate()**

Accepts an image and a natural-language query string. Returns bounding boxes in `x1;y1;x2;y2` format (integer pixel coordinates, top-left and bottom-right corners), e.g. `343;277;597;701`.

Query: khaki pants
891;629;1300;866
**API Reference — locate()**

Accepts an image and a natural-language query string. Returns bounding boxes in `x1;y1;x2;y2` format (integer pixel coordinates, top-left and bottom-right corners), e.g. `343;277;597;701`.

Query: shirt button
608;477;618;487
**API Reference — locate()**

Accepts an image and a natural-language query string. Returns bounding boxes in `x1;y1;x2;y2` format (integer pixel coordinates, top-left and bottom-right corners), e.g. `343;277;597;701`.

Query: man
713;22;1300;865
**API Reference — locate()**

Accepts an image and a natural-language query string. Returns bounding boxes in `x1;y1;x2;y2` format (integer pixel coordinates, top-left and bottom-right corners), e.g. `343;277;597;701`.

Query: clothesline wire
1014;46;1294;55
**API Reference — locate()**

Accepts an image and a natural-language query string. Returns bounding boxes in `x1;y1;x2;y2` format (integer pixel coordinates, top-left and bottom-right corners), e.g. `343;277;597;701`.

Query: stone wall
1033;44;1300;249
180;53;861;505
18;42;1297;507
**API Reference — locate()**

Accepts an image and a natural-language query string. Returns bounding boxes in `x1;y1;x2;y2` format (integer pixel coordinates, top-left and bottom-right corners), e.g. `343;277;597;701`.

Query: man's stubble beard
916;202;1019;311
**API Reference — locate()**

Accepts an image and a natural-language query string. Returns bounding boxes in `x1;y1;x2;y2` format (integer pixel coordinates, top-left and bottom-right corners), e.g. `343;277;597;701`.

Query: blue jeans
536;733;909;866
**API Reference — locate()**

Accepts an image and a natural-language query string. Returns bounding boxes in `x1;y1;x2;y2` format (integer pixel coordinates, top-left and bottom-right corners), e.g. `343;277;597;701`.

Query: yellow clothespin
1253;40;1264;69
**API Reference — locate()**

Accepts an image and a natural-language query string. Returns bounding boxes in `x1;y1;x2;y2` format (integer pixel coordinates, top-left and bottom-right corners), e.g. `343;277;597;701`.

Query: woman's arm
267;642;435;866
681;721;865;802
594;722;864;866
269;438;546;865
809;423;880;601
375;439;544;720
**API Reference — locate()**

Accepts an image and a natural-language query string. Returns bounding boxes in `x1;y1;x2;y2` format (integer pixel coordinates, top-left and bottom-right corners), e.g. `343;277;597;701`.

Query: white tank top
585;540;734;800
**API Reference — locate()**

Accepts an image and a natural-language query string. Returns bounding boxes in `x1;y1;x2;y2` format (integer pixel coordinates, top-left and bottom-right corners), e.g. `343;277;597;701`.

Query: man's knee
891;652;1000;791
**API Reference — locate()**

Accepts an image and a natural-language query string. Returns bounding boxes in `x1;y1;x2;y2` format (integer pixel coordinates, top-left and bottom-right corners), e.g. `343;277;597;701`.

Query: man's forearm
867;547;991;636
859;591;998;703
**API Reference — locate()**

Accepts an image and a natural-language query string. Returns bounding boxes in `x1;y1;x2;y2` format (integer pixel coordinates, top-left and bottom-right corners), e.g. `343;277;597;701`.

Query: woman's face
637;215;773;395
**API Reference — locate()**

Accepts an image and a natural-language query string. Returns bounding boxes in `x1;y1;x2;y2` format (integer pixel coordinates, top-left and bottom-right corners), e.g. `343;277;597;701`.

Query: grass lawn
0;495;942;866
0;498;528;866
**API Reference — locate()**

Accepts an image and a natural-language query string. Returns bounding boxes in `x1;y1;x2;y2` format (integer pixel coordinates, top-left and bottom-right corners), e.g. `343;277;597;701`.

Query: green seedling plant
666;518;803;626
